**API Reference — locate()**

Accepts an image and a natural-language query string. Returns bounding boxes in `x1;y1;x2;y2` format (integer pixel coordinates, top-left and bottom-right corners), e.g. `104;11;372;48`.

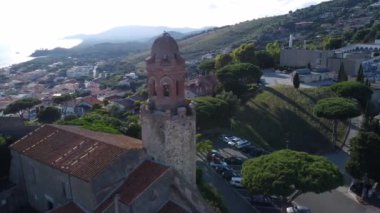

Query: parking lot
204;134;281;213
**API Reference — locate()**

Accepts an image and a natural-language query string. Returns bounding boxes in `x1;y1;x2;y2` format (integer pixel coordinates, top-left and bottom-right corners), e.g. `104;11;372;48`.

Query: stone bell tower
141;33;196;185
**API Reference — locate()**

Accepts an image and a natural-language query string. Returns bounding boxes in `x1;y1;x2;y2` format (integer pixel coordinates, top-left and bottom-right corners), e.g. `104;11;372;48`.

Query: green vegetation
292;73;300;89
214;54;233;70
346;131;380;182
356;64;364;83
337;62;348;82
194;97;232;130
196;168;227;213
3;98;41;119
196;140;213;153
330;81;372;108
314;97;361;146
198;59;215;75
59;110;141;138
216;63;262;96
231;43;256;64
232;86;347;152
37;107;61;123
242;150;343;204
323;36;343;50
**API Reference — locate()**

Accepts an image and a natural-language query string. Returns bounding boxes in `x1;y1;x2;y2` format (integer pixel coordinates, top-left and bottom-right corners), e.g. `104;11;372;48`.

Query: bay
0;38;82;68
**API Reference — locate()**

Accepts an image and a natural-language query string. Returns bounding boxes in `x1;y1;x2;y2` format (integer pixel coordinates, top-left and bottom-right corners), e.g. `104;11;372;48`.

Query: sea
0;38;82;69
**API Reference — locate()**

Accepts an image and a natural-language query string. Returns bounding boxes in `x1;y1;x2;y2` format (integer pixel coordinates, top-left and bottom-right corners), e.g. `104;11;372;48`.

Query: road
296;187;379;213
296;151;379;213
197;155;259;213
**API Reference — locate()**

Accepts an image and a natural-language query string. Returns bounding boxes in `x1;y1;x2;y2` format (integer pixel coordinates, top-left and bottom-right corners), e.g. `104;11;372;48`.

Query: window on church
163;83;170;97
152;80;157;96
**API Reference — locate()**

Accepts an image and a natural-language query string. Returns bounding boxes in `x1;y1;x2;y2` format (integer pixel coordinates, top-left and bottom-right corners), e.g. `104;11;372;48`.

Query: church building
6;33;209;213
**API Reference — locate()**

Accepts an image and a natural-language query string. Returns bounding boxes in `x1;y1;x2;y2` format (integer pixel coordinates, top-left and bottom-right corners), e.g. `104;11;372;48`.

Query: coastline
0;38;82;69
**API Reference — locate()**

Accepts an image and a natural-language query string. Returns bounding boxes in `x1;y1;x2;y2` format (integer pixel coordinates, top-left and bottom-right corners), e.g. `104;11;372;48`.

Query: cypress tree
293;73;300;89
337;62;348;82
356;64;364;83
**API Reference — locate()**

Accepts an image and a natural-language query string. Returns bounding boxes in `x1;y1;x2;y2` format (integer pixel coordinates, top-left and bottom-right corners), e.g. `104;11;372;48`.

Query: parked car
227;137;240;146
286;205;311;213
224;156;244;166
207;150;223;162
222;170;240;181
250;195;276;207
229;176;243;187
215;165;230;174
235;140;250;149
210;158;228;169
240;145;256;154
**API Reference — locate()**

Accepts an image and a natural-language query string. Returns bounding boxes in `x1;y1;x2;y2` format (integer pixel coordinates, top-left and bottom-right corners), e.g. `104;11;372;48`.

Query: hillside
231;86;348;153
127;0;379;62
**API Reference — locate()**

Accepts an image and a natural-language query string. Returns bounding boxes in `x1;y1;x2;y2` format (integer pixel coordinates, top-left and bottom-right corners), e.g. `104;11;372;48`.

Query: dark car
222;170;240;181
249;148;269;157
207;150;224;162
224;156;244;166
240;145;256;154
250;195;276;207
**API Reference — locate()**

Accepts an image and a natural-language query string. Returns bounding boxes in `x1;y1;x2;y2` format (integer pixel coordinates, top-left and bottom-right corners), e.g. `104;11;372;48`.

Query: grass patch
232;86;348;153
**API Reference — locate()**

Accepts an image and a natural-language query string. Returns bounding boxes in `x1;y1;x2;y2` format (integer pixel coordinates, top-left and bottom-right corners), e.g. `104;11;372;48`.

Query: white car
286;205;311;213
229;176;243;187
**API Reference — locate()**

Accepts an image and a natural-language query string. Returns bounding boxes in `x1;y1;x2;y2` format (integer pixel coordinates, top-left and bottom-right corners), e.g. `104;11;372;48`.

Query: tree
346;131;380;198
215;90;240;115
266;41;281;65
337;62;348;82
314;97;361;146
356;64;364;83
330;81;373;108
53;94;74;105
242;150;343;209
37;107;61;123
323;36;343;50
214;54;233;70
196;140;213;153
293;73;300;89
216;63;262;96
231;43;256;64
3;98;41;119
194;96;230;130
255;51;275;68
198;59;215;75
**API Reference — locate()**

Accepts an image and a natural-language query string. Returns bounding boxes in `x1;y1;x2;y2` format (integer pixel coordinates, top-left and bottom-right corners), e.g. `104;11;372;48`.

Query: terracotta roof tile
118;160;169;205
158;201;188;213
51;202;83;213
10;124;143;181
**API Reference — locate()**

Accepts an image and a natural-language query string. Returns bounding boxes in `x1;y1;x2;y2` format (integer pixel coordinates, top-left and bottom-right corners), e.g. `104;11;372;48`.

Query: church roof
119;160;169;204
158;201;189;213
95;160;169;211
151;32;179;58
10;124;143;182
51;202;83;213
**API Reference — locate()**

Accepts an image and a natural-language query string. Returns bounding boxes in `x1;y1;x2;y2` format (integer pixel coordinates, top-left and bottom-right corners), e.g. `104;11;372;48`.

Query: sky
0;0;330;42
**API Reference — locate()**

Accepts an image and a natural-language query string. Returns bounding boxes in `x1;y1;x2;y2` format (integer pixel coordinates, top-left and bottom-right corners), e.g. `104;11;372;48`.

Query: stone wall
141;105;196;186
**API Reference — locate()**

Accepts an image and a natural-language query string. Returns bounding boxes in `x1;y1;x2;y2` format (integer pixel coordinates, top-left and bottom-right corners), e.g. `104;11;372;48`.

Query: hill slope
231;86;348;153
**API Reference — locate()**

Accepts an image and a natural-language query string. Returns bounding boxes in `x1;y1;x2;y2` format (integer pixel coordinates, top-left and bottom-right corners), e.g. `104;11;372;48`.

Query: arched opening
163;83;170;97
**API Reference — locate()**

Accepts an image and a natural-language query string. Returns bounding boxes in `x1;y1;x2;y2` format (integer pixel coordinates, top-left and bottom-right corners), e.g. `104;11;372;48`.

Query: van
230;177;243;187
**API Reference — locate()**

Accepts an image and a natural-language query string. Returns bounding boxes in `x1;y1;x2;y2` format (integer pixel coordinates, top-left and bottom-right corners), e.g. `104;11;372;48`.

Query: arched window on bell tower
163;83;170;97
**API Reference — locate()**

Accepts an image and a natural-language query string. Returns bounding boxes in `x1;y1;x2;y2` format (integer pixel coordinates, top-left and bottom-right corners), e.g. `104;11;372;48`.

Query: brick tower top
146;33;186;111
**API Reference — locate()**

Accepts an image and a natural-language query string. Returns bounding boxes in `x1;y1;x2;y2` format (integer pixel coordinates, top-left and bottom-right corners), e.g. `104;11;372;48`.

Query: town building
280;40;380;79
4;33;209;213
